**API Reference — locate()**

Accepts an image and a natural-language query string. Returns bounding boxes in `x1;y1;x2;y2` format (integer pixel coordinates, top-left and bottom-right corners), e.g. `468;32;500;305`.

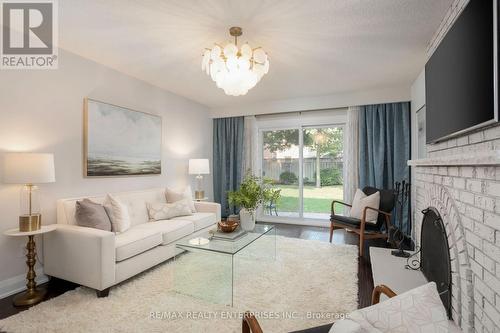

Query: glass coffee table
174;223;276;306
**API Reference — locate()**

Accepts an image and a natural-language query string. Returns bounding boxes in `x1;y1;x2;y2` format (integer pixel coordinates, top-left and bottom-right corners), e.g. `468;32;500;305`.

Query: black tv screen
425;0;498;144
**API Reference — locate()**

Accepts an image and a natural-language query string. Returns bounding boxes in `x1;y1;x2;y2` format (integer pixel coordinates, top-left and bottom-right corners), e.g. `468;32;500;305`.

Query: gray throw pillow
75;199;112;231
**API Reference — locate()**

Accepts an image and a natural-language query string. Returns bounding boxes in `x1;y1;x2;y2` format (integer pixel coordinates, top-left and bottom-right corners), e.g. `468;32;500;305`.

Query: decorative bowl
218;220;239;233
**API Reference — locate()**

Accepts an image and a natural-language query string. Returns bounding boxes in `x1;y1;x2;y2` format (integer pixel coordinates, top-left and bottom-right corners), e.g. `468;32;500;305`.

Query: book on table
211;227;247;241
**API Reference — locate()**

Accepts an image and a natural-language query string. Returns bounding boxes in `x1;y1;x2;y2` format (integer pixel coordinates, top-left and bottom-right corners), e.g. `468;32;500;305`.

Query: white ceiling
59;0;453;108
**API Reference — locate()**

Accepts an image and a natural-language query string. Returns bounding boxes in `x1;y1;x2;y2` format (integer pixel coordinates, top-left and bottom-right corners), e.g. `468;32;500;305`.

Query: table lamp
188;159;209;200
3;153;55;231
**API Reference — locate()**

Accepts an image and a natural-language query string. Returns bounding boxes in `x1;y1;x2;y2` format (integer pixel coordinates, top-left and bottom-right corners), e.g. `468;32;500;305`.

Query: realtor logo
1;0;58;69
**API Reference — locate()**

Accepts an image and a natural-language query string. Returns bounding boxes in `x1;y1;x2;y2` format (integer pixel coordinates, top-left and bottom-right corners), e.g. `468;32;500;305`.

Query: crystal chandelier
201;27;269;96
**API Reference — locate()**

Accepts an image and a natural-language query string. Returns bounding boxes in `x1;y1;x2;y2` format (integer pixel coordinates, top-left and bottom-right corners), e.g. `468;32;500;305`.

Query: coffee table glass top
175;223;274;255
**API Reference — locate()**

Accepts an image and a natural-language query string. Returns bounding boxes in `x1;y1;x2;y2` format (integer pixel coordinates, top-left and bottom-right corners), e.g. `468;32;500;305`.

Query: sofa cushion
166;186;196;213
135;219;194;245
146;199;193;221
115;227;162;262
75;199;112;231
170;212;216;231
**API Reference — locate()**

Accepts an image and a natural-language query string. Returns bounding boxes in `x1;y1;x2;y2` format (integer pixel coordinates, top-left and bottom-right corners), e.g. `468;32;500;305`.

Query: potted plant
228;173;281;231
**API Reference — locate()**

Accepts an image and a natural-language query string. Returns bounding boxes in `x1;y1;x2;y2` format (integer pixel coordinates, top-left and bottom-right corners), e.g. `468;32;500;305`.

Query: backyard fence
263;158;343;183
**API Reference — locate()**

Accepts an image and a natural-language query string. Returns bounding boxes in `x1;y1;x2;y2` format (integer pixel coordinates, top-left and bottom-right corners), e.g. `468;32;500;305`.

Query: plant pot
239;208;256;231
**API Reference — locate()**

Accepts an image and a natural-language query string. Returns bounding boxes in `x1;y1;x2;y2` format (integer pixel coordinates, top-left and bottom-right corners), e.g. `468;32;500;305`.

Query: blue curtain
213;117;245;218
359;102;411;233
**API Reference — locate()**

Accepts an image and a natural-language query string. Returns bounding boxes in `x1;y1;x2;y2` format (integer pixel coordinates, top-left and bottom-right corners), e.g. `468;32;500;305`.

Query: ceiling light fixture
201;27;269;96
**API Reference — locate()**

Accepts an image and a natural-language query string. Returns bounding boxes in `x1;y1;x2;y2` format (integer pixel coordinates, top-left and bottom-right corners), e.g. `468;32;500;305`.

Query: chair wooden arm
371;285;397;304
242;312;263;333
363;206;392;218
331;200;352;215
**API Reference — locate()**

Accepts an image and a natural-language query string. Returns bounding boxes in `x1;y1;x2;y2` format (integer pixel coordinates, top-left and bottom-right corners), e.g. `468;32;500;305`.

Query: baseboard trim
0;268;48;300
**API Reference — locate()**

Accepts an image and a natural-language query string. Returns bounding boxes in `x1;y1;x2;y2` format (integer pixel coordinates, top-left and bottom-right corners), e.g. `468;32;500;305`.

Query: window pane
302;127;344;219
262;129;300;218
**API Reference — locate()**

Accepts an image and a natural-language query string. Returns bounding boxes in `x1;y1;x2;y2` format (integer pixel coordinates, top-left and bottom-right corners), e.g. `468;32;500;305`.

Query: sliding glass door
261;125;344;220
262;129;300;218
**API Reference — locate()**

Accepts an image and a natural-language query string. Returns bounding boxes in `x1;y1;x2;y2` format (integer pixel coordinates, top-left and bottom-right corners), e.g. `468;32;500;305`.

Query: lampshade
188;159;210;175
3;153;56;184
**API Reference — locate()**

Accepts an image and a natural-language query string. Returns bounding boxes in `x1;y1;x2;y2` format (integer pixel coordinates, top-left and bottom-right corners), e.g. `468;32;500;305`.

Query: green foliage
319;167;343;186
263;127;343;159
227;173;281;211
263;129;298;153
279;171;298;185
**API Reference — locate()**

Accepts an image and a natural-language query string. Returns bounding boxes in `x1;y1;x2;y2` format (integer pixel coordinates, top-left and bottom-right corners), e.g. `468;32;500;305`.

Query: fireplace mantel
408;150;500;167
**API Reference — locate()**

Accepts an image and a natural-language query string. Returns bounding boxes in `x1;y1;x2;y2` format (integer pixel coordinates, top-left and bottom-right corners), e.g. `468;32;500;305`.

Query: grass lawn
272;185;344;214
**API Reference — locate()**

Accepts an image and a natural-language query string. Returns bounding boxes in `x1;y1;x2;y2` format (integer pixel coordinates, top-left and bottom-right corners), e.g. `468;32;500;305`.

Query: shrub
279;171;298;185
319;168;343;186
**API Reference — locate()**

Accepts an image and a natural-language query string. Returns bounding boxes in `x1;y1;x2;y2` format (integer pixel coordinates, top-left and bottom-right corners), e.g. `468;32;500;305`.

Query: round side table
3;225;57;306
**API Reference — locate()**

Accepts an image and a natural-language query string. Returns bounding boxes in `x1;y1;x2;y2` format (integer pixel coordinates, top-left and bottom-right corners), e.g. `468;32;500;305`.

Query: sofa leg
96;288;110;298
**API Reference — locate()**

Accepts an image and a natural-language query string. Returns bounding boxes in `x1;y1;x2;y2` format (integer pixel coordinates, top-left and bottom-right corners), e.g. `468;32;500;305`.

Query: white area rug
0;236;358;333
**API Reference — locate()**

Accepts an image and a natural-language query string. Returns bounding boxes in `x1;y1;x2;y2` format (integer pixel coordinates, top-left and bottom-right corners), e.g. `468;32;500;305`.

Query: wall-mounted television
425;0;499;144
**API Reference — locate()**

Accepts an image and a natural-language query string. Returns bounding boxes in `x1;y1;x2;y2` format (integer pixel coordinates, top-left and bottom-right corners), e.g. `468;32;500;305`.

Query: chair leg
359;233;364;256
329;223;334;243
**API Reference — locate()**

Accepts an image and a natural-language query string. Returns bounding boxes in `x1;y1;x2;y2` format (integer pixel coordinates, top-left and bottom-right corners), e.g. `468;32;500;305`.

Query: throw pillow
103;194;131;233
74;199;112;231
147;199;193;221
349;189;380;224
165;186;196;213
350;282;449;333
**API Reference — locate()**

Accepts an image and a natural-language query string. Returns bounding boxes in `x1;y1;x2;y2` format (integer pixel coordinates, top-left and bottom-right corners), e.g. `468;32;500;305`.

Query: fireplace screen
420;207;452;318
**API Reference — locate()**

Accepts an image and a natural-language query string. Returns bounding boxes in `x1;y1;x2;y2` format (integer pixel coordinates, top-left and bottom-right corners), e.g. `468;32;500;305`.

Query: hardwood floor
0;223;388;320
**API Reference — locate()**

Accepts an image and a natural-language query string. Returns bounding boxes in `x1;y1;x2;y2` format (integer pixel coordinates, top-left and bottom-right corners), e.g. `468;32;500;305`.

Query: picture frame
83;98;162;177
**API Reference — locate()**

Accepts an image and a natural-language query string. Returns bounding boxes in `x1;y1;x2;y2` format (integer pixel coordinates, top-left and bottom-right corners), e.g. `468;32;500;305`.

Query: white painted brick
483;241;500;263
460;191;475;205
483;299;500;327
484;269;500;296
485;182;500;197
475;275;496;304
467;179;484;193
469;131;485;144
474;222;496;243
484;126;500;140
454;177;466;189
475;195;496;212
464;204;484;222
449;167;460;176
484;212;500;231
475;250;496;275
457;136;469;147
467;230;484;249
461;166;476;178
438;166;448;176
443;176;453;187
476;167;497;181
448;138;458;148
462;216;474;231
471;258;484;279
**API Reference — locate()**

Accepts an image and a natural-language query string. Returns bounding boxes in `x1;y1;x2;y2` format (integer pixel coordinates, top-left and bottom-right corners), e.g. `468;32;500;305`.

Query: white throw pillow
103;195;131;233
350;282;449;333
165;186;196;213
147;199;193;221
329;319;366;333
349;189;380;224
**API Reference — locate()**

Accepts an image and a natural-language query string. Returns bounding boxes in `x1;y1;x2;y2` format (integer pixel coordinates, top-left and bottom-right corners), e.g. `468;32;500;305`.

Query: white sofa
43;188;220;296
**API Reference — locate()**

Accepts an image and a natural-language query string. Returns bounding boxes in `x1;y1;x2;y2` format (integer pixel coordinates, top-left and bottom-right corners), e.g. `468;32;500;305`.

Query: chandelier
201;27;269;96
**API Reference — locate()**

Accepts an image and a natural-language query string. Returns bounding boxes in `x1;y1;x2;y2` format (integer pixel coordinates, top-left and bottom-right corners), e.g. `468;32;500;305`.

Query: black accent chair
330;186;396;256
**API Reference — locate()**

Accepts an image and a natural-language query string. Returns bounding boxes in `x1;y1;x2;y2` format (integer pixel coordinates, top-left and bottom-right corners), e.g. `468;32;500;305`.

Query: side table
3;225;57;306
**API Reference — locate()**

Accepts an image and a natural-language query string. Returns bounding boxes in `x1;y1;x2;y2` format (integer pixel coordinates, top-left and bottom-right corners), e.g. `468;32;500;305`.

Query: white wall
210;84;411;118
0;49;212;292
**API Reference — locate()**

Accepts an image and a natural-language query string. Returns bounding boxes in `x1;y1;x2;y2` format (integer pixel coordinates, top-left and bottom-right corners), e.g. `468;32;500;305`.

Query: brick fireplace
410;125;500;333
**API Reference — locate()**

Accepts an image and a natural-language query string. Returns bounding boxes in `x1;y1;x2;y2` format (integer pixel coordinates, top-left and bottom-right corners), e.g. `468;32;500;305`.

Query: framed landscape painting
84;98;162;177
